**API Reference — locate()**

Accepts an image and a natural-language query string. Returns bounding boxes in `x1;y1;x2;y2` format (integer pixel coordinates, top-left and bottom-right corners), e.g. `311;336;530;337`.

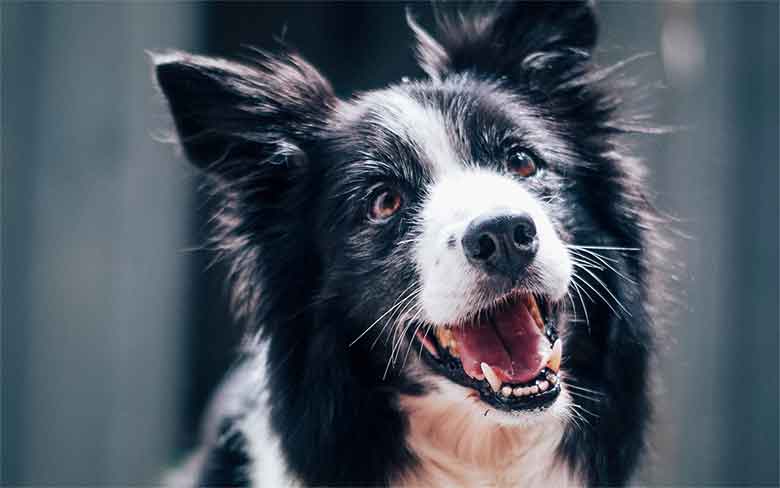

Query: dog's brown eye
369;188;403;221
507;151;538;178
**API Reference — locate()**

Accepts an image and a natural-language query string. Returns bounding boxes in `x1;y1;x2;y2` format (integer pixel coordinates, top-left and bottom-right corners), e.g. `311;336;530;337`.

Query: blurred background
2;2;777;485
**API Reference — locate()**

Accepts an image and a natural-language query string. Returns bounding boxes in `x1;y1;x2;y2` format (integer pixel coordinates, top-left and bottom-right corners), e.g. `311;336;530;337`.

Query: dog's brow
366;89;463;177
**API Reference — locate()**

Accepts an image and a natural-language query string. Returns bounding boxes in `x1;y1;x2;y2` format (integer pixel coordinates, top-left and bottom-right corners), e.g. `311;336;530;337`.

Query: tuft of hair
153;49;337;331
408;1;596;83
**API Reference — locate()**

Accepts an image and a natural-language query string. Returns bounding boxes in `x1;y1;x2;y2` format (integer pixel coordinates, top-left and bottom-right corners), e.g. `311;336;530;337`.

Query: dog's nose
462;212;538;277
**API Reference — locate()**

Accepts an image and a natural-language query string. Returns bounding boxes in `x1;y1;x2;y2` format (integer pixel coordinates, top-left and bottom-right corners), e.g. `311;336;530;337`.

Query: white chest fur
396;387;581;488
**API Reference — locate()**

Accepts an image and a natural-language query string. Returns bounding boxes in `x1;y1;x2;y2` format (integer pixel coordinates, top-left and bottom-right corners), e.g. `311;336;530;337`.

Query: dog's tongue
451;300;544;384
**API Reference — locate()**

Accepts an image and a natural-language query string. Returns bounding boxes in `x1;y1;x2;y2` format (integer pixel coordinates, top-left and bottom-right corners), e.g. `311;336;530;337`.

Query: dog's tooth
448;339;460;358
529;385;539;395
525;295;545;332
434;327;451;346
546;339;562;373
435;328;460;357
480;362;502;393
538;380;550;392
501;386;512;397
512;386;525;396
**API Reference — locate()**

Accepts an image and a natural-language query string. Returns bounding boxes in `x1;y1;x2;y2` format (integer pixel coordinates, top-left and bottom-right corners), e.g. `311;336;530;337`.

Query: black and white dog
155;2;658;486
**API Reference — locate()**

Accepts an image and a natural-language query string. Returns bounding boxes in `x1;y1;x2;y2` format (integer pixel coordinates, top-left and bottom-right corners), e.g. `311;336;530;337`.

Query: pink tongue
451;301;543;384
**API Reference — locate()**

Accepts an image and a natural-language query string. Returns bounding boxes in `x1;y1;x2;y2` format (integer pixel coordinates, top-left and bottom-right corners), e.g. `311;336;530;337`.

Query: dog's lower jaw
395;383;581;487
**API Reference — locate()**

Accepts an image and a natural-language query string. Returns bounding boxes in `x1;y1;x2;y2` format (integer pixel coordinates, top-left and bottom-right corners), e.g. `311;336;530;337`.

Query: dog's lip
414;292;562;411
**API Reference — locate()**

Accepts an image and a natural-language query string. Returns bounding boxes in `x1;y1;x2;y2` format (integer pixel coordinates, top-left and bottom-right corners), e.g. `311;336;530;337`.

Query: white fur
239;347;301;487
396;374;581;487
416;168;573;325
242;405;300;487
165;346;301;488
348;88;462;176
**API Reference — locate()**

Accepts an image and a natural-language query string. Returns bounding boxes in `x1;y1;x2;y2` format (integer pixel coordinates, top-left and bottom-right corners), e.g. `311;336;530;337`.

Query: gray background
2;2;778;485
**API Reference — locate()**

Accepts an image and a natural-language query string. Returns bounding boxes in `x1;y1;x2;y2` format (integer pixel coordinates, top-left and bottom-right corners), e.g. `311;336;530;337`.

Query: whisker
567;245;640;252
568;249;606;266
563;380;605;395
565;291;578;322
350;281;419;346
568;247;619;264
569;402;600;420
569;277;591;328
567;406;591;430
571;273;620;317
373;289;421;350
576;265;631;316
392;300;422;356
571;258;605;271
572;248;638;286
417;322;433;358
384;300;423;378
567;390;603;403
400;308;427;369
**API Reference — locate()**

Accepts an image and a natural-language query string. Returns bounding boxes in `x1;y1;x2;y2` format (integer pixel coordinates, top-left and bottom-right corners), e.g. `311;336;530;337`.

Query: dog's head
156;2;653;483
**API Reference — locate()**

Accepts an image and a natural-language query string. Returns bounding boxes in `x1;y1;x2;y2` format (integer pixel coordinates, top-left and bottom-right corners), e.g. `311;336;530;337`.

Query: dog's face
317;82;577;422
156;4;652;480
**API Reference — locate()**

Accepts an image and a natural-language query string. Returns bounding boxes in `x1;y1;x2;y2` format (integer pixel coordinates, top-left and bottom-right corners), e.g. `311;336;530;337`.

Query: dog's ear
153;50;335;179
153;51;336;326
409;1;597;83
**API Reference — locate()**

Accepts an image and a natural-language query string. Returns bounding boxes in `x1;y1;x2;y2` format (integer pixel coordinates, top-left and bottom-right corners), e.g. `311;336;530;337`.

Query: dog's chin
412;291;565;420
413;374;570;428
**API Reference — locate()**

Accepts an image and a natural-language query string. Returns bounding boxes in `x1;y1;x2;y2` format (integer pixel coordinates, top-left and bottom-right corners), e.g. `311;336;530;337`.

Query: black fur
198;419;252;487
155;2;657;486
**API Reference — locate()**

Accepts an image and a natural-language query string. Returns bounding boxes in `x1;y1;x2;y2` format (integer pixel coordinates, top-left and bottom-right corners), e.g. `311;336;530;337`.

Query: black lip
416;297;561;413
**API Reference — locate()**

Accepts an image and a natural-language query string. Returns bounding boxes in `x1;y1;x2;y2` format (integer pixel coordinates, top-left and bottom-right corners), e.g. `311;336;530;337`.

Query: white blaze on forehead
359;88;461;175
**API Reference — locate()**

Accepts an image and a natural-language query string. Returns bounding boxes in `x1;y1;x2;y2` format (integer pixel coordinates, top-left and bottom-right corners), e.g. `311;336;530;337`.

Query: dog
154;2;658;486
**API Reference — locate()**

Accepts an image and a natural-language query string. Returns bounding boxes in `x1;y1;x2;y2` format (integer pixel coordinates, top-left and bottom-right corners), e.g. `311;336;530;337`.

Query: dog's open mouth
415;293;561;412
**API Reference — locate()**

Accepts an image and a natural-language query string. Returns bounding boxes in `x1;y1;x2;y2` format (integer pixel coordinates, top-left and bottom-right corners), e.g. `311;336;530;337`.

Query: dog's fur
155;2;658;486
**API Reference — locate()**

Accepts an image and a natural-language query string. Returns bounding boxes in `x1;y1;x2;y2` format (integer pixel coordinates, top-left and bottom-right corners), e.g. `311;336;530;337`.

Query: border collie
154;2;658;486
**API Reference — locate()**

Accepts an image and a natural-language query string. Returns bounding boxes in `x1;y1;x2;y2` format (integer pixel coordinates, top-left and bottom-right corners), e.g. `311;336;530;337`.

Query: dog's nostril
462;211;538;278
512;218;537;247
476;234;497;260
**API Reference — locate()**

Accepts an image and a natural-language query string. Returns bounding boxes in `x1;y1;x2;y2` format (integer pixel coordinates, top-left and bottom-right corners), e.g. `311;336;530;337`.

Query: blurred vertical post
1;2;203;484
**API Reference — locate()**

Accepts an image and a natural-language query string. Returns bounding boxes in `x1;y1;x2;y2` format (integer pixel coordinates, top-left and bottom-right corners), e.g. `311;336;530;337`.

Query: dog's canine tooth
501;386;512;397
546;339;562;373
480;362;502;393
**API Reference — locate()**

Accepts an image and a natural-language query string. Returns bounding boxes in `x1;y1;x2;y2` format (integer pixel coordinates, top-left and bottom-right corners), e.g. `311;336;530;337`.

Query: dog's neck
396;389;580;487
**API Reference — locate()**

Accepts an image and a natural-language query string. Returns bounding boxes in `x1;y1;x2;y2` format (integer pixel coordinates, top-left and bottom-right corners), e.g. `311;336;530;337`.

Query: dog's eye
369;187;403;222
507;151;538;178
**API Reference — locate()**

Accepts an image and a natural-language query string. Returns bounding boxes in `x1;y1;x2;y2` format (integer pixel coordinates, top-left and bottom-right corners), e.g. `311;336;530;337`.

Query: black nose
462;212;538;277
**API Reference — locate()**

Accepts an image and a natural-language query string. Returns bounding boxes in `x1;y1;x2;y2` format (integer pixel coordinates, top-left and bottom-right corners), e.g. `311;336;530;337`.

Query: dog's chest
400;442;576;488
397;396;580;487
400;435;576;487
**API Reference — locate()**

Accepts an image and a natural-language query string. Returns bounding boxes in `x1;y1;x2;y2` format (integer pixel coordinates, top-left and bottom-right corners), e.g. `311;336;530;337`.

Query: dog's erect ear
153;50;335;177
409;1;597;82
